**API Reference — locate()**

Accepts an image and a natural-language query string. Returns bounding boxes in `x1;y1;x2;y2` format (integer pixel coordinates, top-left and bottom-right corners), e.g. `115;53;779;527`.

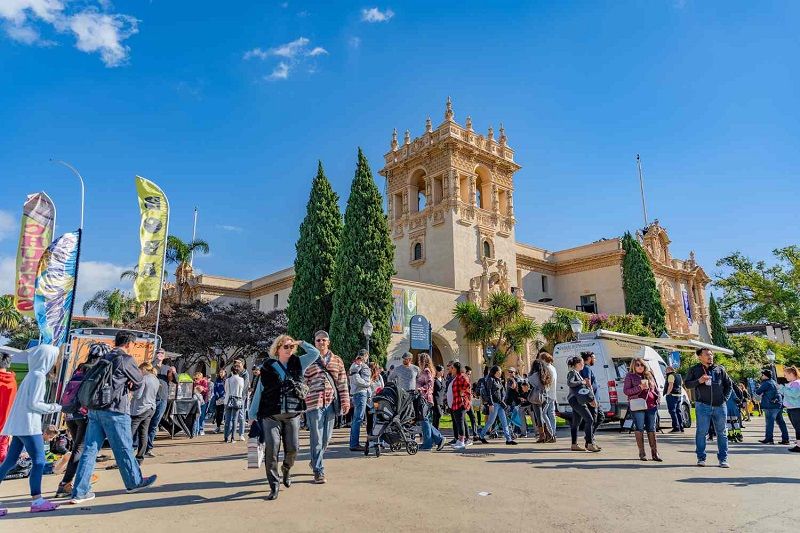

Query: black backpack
77;356;116;410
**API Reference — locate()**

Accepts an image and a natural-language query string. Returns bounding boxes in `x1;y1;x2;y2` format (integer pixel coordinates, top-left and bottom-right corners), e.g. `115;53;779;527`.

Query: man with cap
389;352;420;392
756;369;790;445
685;348;733;467
348;349;372;451
303;330;350;484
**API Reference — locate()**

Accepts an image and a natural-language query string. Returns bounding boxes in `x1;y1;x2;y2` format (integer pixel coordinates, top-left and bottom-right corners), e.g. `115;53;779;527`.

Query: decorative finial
404;129;410;145
499;123;507;146
466;115;473;131
444;96;454;121
425;116;432;133
487;125;494;142
391;128;398;151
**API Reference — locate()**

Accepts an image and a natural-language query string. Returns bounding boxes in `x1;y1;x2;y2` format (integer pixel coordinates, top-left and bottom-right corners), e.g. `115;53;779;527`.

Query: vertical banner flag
391;287;405;333
403;290;417;334
34;230;81;346
682;290;692;326
15;193;56;314
134;176;169;302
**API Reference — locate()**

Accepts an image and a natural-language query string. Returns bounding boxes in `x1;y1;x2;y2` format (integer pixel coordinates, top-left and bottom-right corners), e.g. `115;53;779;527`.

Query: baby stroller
365;382;419;457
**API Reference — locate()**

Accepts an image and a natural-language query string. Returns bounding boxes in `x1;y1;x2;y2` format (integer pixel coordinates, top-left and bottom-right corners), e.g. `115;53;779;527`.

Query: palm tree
82;289;141;327
166;235;210;304
453;292;540;366
541;309;587;352
0;294;23;335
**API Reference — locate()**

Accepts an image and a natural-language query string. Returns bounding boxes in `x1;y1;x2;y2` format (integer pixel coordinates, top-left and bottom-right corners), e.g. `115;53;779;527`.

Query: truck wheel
681;403;692;428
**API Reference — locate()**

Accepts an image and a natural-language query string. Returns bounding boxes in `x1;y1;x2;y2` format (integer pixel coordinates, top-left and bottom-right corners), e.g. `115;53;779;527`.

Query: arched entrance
431;342;443;367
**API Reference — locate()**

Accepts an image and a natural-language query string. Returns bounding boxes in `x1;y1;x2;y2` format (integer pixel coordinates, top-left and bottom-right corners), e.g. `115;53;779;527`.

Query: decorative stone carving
404;130;410;145
488;125;494;142
445;96;454;121
499;123;507;146
425;116;432;133
466;115;473;131
391;128;398;151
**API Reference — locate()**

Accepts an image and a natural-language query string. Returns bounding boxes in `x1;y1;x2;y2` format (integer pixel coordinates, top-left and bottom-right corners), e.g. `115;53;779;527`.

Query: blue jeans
0;435;45;497
542;399;556;435
695;402;728;463
763;408;789;442
307;403;336;475
224;407;244;441
631;407;657;432
349;392;368;448
421;415;443;449
73;410;143;497
194;403;208;436
479;404;513;442
666;395;683;430
147;398;168;453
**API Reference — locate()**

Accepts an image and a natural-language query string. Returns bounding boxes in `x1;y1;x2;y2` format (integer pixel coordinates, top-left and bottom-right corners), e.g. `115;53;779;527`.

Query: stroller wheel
375;445;381;458
364;442;370;456
390;442;402;452
406;441;419;455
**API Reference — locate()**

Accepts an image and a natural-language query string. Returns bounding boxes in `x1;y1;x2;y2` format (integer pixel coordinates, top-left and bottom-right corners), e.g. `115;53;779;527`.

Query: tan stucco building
192;99;712;371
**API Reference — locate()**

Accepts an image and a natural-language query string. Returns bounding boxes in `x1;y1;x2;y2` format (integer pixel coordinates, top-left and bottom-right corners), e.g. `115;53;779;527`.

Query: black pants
366;409;374;437
60;418;87;486
432;404;442;429
214;404;224;428
465;407;477;436
452;408;466;440
131;409;155;461
569;397;594;445
787;408;800;441
261;414;300;489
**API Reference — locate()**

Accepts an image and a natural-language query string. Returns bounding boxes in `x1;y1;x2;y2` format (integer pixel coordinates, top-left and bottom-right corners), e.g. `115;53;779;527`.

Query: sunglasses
281;344;293;350
315;338;328;343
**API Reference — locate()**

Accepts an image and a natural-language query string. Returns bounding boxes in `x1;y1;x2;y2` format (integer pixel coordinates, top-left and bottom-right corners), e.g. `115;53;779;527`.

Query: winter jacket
0;369;17;436
566;369;587;401
482;376;506;407
101;348;143;415
450;373;472;411
684;363;732;406
416;367;435;404
303;350;350;414
779;380;800;409
131;373;160;416
1;345;61;436
623;372;660;409
756;379;783;409
349;361;372;396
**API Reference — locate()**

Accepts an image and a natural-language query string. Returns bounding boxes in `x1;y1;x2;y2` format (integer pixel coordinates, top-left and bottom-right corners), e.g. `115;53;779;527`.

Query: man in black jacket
685;348;733;468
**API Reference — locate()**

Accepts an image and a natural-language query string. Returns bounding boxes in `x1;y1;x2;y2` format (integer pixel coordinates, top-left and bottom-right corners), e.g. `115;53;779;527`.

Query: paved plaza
0;416;796;532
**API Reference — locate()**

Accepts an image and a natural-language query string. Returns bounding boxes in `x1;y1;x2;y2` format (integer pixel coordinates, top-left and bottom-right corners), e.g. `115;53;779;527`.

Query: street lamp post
766;349;777;380
569;318;583;341
362;319;374;353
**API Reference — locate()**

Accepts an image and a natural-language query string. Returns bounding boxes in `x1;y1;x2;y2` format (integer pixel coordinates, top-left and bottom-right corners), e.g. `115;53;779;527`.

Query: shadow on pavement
677;476;800;487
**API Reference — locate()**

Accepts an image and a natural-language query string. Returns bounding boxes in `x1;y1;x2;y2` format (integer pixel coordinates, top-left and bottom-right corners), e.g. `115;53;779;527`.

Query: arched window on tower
417;191;426;212
483;240;492;258
413;242;423;261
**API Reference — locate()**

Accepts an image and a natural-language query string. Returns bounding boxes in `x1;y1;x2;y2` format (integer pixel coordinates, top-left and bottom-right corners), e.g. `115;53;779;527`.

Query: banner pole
152;192;170;353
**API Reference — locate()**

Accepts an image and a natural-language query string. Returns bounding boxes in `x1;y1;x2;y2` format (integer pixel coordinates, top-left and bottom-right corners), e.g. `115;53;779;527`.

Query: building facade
193;99;712;370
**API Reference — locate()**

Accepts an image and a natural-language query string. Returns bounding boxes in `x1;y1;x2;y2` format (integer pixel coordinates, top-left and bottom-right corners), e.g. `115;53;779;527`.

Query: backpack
59;370;85;414
77;356;117;410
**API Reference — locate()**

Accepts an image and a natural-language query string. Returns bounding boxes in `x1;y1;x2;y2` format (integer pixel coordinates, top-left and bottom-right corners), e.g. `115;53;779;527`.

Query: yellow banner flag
134;176;169;302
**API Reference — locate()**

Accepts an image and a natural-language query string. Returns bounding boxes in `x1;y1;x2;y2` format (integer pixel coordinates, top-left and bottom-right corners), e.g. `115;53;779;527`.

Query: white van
553;331;692;429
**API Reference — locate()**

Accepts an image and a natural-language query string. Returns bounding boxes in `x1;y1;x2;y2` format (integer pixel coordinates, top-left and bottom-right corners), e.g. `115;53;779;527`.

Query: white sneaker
239;435;246;441
451;440;465;450
696;459;706;467
464;439;473;447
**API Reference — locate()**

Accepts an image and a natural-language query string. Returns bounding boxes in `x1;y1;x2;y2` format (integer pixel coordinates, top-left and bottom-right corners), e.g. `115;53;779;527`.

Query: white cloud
266;61;289;81
0;256;131;315
244;37;328;81
0;210;16;242
218;224;243;233
0;0;138;67
361;7;394;23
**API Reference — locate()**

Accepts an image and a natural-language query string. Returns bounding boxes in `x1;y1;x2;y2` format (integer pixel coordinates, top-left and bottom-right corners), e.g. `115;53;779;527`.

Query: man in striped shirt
304;330;351;484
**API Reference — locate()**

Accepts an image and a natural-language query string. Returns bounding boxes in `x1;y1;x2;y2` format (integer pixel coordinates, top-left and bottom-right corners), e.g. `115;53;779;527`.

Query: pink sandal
30;499;59;513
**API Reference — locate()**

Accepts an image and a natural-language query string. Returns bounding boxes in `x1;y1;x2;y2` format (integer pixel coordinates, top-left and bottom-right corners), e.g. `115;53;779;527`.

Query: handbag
576;387;594;405
629;397;648;411
226;396;244;409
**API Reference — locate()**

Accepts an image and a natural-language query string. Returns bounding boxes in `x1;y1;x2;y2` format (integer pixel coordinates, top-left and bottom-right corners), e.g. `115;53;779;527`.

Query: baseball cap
402;352;413;360
314;330;329;339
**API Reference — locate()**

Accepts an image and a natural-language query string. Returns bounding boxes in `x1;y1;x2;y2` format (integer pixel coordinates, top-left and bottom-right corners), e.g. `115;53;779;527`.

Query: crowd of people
0;332;799;513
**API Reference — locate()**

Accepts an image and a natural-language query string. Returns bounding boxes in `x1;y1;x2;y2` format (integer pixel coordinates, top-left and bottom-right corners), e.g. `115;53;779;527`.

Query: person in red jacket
0;352;17;463
449;361;472;450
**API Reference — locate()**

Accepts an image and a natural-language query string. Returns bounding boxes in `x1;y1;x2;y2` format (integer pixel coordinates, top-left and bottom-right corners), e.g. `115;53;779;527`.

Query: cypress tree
621;231;667;336
286;161;342;342
709;294;731;349
330;148;395;366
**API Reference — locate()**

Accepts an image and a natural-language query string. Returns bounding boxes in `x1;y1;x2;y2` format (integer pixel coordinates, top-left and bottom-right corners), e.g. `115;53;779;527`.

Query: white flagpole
190;207;198;267
153;192;170;352
636;154;648;227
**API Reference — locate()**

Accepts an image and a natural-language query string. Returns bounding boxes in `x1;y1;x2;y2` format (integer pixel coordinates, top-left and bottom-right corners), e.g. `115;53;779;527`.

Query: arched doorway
431;342;443;367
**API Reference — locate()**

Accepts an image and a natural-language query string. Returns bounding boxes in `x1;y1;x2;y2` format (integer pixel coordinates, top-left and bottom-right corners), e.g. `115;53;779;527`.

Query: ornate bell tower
379;98;522;291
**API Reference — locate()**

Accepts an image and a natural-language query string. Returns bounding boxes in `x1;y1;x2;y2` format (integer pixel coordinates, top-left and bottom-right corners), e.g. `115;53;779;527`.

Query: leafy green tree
453;292;540;366
6;317;39;349
541;309;588;352
709;294;731;349
330;149;395;366
166;235;210;304
715;246;799;344
621;231;667;335
0;294;23;336
287;161;343;342
82;289;141;327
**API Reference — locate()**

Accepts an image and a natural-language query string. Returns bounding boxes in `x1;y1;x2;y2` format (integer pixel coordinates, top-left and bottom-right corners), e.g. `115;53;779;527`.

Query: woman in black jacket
476;366;518;445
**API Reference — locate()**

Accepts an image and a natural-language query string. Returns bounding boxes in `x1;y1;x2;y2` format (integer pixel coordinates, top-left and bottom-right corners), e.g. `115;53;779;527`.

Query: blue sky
1;1;798;311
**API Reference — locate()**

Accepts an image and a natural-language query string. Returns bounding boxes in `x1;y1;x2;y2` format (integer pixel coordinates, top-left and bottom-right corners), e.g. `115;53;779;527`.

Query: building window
273;294;279;309
413;242;423;261
579;294;597;314
541;275;548;293
483;240;492;258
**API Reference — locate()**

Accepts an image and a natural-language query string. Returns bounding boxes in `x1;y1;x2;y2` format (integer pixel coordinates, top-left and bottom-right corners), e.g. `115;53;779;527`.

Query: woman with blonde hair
417;353;445;451
779;366;800;452
248;334;320;500
131;361;160;464
623;358;661;461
